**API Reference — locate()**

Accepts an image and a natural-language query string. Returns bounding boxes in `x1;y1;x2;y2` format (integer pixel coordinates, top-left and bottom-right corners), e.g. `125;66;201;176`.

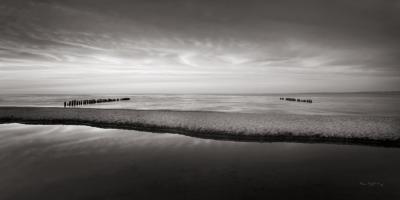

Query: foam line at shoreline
0;107;399;147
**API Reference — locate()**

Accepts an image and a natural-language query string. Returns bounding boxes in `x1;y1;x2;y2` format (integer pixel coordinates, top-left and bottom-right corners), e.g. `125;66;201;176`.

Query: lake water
0;123;399;200
1;92;400;116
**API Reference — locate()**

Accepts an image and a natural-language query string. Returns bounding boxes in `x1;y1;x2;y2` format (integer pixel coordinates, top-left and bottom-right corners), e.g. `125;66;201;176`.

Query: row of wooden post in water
280;97;313;103
64;98;130;107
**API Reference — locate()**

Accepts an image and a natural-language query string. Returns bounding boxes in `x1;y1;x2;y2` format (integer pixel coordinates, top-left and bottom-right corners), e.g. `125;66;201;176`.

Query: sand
0;106;399;147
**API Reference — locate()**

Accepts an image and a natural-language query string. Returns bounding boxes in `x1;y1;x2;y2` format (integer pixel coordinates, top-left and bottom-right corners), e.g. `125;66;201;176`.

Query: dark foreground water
0;124;399;200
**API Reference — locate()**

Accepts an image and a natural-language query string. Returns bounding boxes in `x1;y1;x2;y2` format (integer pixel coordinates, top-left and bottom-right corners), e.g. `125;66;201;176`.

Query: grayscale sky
1;0;399;94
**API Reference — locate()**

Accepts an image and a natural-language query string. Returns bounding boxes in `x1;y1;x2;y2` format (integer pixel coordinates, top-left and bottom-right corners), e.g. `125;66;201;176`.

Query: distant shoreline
1;107;399;148
1;91;400;96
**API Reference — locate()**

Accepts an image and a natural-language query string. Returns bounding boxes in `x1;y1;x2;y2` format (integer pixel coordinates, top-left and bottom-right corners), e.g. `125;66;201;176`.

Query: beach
2;0;400;198
1;106;399;147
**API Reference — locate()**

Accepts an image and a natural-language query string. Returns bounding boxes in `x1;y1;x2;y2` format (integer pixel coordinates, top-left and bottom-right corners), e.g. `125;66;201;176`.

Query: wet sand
0;123;399;200
1;107;400;147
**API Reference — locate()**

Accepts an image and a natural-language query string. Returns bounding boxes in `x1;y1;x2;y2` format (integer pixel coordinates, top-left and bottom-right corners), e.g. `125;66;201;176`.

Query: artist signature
359;181;384;187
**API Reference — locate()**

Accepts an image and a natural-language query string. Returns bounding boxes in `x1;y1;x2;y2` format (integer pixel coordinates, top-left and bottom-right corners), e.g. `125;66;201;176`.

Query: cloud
0;0;399;93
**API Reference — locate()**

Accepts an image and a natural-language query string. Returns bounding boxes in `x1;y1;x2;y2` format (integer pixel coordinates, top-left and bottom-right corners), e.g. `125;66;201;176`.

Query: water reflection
0;123;399;200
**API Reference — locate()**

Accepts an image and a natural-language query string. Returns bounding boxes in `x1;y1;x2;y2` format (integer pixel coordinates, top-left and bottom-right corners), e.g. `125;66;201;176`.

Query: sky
0;0;399;94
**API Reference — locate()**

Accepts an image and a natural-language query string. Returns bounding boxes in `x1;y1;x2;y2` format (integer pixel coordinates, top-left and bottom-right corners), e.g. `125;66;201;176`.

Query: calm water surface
0;123;399;200
1;92;400;116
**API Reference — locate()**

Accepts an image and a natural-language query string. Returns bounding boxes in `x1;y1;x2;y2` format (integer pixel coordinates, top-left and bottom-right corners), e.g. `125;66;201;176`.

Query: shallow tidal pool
0;123;399;200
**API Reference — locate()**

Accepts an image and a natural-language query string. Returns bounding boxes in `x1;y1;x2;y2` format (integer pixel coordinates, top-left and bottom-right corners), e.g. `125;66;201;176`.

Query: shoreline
1;119;400;148
1;106;399;148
